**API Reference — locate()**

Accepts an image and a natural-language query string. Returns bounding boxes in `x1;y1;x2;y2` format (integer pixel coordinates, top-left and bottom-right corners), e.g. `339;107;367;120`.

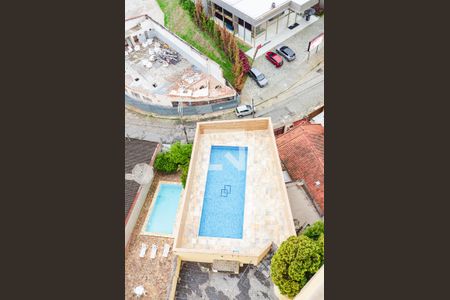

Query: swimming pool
144;183;182;236
199;145;248;239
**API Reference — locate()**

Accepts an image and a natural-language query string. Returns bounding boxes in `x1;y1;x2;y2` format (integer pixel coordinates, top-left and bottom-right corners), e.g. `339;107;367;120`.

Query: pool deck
174;118;296;264
125;172;180;300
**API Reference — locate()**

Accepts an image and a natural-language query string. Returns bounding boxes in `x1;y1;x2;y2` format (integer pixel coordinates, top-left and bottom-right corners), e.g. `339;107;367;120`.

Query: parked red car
265;51;284;68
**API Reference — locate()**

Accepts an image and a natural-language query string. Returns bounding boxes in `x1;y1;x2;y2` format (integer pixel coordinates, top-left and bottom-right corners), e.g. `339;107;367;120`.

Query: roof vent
272;2;276;8
315;180;321;186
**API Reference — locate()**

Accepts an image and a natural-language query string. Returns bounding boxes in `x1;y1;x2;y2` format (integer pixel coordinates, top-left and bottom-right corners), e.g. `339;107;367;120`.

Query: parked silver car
276;45;296;61
248;68;268;87
235;105;254;118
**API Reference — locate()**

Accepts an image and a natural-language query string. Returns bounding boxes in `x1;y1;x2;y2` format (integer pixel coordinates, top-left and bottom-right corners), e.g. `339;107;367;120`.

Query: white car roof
237;105;250;112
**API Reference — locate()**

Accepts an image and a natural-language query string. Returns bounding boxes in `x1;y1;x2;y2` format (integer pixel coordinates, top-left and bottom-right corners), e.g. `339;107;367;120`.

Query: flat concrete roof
125;20;235;105
220;0;314;21
174;119;296;263
222;0;288;20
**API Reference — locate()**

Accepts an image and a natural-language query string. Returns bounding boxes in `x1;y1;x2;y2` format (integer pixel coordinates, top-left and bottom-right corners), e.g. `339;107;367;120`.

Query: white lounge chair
139;243;148;258
150;244;157;259
162;243;170;257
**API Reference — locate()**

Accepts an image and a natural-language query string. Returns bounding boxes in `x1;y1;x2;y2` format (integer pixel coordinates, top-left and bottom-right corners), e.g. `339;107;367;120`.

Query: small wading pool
199;145;248;239
142;182;182;236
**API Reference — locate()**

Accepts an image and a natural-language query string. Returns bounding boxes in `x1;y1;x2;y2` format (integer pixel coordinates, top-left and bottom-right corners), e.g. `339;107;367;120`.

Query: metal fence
125;94;239;116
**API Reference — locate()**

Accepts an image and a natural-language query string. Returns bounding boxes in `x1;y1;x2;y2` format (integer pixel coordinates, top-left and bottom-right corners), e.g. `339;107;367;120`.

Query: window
223;9;232;18
224;18;234;31
215;12;224;21
238;18;244;26
255;24;265;35
245;22;252;31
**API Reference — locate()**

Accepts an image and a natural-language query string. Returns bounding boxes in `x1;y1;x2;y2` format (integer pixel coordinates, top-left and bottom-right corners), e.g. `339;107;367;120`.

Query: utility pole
251;44;262;68
178;102;189;144
252;98;255;118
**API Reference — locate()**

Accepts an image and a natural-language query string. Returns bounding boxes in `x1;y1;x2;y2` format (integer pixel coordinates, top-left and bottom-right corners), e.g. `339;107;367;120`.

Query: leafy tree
167;142;192;166
271;221;324;298
153;142;193;187
303;220;324;241
180;164;189;188
154;152;178;173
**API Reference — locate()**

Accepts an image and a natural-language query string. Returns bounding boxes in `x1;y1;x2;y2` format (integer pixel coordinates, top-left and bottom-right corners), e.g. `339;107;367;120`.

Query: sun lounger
139;243;148;258
162;243;170;257
150;244;157;259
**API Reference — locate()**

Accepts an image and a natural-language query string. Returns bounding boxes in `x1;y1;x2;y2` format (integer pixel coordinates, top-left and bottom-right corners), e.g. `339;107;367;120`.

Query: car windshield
283;47;294;56
256;74;265;81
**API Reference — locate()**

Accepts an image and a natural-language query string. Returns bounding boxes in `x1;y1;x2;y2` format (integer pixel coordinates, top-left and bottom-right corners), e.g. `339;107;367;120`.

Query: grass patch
237;40;251;53
156;0;239;86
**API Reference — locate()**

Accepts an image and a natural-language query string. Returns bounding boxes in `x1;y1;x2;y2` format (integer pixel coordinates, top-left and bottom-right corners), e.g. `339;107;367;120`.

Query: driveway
241;17;324;106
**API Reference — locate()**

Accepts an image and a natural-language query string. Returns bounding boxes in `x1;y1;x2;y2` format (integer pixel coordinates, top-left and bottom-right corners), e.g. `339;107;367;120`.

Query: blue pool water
145;183;182;235
199;145;248;239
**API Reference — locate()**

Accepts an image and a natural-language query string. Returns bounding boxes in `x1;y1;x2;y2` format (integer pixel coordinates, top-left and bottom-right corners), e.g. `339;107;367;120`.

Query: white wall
295;265;324;300
148;19;226;85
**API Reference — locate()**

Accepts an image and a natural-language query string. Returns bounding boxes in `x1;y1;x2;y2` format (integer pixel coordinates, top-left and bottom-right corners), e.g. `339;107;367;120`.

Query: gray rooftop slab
175;248;278;300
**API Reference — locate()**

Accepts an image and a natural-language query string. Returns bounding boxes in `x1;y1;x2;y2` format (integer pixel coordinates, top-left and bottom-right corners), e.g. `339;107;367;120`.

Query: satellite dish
125;163;153;185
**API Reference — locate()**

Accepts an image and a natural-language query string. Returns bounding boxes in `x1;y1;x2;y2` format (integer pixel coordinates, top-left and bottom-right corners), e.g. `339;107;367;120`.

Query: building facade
205;0;319;47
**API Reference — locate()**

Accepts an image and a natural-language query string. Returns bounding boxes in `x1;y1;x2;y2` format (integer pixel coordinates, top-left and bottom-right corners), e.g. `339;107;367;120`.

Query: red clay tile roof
276;123;324;212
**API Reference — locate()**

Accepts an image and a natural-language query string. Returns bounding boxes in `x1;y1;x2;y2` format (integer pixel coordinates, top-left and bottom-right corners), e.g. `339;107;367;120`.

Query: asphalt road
125;62;323;143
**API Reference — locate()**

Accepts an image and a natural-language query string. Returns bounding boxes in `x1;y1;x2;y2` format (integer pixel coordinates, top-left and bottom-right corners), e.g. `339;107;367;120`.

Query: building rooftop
276;123;324;212
125;137;158;220
125;39;234;104
220;0;314;22
175;248;277;299
125;16;236;107
174;119;296;264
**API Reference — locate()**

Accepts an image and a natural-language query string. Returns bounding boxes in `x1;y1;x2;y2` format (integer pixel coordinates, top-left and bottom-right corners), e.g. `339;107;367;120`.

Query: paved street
125;109;196;144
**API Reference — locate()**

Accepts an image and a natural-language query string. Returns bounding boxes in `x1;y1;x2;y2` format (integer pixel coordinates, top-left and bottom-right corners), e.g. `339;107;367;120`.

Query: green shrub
180;164;189;188
271;221;324;298
303;220;324;241
179;0;195;17
168;142;192;166
153;142;193;186
154;152;178;173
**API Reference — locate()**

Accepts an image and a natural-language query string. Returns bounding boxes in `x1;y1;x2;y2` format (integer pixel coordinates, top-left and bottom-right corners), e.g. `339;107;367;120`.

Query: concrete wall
295;265;324;300
144;17;226;85
274;265;324;300
175;243;271;265
125;174;153;247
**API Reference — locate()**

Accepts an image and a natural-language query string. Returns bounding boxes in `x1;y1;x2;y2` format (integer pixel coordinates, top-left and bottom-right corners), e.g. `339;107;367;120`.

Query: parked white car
235;105;255;118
